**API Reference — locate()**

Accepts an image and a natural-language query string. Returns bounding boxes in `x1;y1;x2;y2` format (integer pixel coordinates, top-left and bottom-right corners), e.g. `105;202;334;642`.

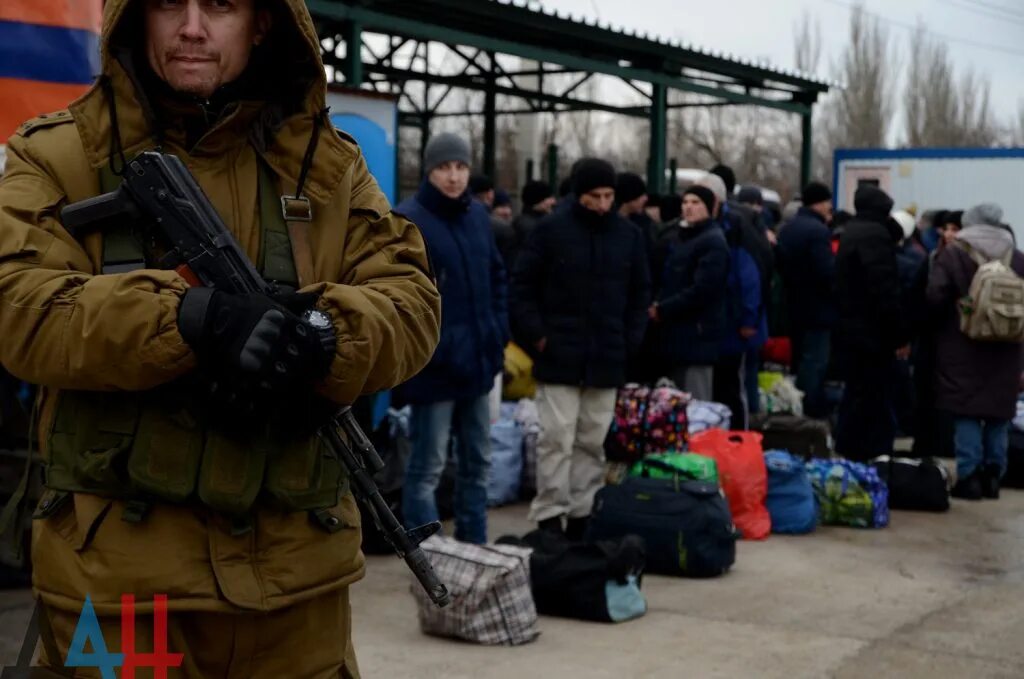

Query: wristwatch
301;309;333;331
300;309;338;357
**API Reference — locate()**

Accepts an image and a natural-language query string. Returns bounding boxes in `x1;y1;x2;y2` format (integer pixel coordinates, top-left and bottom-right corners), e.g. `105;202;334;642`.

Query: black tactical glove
178;289;335;390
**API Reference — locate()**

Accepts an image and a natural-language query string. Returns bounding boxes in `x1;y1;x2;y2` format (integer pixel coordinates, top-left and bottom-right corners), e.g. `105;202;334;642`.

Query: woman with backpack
926;203;1024;500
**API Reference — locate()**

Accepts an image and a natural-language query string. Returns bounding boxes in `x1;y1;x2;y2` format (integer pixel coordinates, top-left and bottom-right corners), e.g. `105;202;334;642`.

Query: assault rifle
61;151;450;608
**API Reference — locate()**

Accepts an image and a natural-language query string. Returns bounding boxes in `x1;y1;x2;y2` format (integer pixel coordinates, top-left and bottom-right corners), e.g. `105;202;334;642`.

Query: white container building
834;148;1024;243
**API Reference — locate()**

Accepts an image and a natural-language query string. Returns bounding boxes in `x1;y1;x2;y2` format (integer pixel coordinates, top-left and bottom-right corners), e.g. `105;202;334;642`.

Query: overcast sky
535;0;1023;127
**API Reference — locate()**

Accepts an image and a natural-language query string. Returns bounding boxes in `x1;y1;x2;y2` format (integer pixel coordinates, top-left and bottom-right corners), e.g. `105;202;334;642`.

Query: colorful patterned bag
605;385;690;464
806;458;889;528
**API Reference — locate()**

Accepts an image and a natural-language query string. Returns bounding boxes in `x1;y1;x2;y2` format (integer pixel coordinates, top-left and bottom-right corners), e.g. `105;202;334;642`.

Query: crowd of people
394;131;1024;544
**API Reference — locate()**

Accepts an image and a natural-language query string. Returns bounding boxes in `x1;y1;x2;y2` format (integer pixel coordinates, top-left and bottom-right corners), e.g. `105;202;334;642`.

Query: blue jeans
793;328;830;418
403;394;491;544
953;417;1010;480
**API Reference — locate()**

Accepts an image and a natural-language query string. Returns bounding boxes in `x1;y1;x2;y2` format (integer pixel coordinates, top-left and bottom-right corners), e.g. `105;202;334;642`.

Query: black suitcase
751;414;832;459
587;476;737;578
873;456;950;512
1005;430;1024;489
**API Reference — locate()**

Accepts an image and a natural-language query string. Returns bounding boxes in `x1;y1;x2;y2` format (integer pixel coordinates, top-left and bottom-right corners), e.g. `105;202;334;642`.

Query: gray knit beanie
962;203;1004;228
423;133;472;174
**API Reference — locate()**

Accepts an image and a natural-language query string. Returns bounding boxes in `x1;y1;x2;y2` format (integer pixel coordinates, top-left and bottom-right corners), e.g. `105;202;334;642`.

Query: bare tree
831;3;897;148
903;23;998;147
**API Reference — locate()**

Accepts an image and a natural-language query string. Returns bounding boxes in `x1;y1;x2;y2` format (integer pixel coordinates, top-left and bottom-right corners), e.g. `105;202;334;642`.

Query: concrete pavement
2;492;1023;678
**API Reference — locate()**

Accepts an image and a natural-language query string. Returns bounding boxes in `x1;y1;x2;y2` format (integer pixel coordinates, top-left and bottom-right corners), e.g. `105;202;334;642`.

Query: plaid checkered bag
412;536;540;645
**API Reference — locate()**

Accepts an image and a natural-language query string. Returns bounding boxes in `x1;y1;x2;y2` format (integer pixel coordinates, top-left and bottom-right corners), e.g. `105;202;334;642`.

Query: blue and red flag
0;0;102;142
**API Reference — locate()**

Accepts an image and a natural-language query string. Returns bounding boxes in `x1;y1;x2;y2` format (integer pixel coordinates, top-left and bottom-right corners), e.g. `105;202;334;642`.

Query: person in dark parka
777;181;836;417
833;185;908;460
513;158;651;539
397;133;509;544
649;185;730;399
927;203;1024;500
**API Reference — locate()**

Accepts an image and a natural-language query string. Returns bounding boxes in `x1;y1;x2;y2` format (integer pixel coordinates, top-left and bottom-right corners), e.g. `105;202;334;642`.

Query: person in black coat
776;181;836;417
833;185;908;460
648;185;729;399
512;158;651;538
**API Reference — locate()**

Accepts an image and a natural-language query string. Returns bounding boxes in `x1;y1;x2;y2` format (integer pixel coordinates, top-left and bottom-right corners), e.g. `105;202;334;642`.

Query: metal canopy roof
305;0;828;189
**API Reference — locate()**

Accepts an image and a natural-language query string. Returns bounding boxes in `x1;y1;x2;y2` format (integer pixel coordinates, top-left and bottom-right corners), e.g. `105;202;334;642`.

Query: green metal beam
341;19;363;86
307;1;811;115
800;112;813;189
647;83;667;194
354;61;649;117
483;52;497;180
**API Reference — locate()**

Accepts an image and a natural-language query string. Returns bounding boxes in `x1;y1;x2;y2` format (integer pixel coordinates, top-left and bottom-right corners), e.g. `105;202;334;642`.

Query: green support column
800;111;813;189
483;92;497;180
668;158;678;194
546;143;559;192
525;159;535;182
647;83;667;195
342;20;363;86
419;114;432;177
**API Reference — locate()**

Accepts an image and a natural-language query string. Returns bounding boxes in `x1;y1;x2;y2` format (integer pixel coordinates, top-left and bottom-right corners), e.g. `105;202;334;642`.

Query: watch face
304;310;333;330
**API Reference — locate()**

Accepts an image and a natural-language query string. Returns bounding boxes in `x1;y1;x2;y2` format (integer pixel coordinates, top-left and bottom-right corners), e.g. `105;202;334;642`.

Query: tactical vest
42;160;346;524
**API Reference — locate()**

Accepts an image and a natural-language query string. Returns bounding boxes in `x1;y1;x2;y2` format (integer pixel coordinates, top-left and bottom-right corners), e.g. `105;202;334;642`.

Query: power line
823;0;1024;58
958;0;1024;21
948;0;1024;27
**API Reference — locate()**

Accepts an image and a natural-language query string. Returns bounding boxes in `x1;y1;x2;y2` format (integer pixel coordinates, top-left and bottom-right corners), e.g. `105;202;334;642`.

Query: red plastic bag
689;429;771;540
761;337;792;367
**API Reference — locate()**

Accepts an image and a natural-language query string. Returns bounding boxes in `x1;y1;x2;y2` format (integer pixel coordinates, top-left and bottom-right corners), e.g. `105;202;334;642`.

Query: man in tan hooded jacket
0;0;440;676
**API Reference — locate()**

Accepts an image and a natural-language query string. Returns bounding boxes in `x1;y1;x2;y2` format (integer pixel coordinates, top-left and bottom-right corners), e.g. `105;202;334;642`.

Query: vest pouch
127;402;203;503
263;433;346;511
46;391;138;493
198;431;266;515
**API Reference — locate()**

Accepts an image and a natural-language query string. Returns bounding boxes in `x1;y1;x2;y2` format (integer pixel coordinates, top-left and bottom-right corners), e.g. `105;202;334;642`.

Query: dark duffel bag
498;530;648;624
873;456;950;512
587;476;737;578
1004;430;1024;489
751;414;832;459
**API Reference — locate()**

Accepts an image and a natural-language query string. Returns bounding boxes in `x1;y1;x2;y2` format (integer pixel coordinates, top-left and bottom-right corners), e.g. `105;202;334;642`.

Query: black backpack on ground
587;476;737;578
872;455;950;512
498;530;648;623
750;413;832;459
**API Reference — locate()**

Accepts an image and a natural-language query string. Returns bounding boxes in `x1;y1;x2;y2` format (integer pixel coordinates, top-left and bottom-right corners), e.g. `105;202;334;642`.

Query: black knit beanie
802;181;833;206
521;180;553;209
572;158;617;196
616;172;647;204
683;185;717;218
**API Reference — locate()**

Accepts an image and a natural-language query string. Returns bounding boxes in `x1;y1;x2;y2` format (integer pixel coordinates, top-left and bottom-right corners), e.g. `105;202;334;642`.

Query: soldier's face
145;0;272;99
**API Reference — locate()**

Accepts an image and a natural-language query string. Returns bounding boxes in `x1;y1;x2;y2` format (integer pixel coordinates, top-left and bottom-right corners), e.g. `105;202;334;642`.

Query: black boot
538;516;564;534
952;469;983;500
981;464;1002;500
565;516;590;542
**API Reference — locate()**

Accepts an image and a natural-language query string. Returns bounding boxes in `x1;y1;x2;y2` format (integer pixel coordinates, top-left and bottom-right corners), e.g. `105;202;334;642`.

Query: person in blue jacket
697;173;763;429
649;185;730;400
396;132;509;544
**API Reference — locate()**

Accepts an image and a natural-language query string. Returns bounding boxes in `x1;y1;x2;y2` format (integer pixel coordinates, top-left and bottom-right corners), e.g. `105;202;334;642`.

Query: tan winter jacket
0;0;439;614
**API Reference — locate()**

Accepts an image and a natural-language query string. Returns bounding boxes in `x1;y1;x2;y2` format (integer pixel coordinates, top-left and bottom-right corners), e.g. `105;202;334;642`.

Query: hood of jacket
853;185;895;222
67;0;352;203
957;224;1016;261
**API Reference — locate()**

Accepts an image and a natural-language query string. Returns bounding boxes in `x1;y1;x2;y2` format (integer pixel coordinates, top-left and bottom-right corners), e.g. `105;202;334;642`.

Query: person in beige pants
511;158;651;540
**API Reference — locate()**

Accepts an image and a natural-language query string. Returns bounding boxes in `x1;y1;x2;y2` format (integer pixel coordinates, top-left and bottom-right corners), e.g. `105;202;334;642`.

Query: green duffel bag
629;452;719;484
